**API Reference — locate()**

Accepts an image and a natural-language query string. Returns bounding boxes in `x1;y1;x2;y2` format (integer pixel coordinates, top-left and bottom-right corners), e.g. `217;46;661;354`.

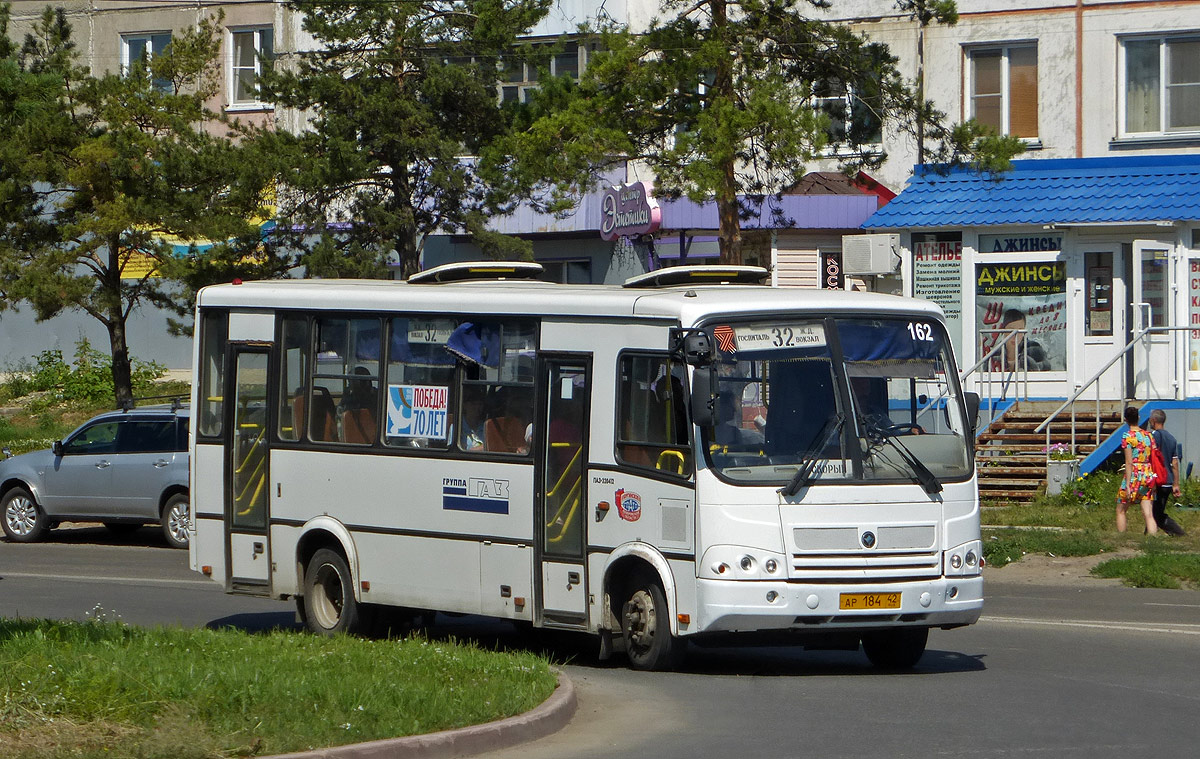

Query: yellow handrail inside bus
233;426;265;476
656;449;686;474
545;446;582;498
545;477;582;545
235;460;266;517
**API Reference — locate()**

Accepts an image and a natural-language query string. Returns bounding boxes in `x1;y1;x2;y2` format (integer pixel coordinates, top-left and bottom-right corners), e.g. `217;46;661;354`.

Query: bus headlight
699;546;787;579
944;540;984;578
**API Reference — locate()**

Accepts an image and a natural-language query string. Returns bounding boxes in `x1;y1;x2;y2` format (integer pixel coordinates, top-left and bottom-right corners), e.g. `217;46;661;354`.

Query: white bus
189;263;983;670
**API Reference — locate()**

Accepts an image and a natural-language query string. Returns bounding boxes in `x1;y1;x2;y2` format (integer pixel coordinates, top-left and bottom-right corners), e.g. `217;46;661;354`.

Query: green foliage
501;0;1025;263
0;6;270;405
982;528;1111;569
1093;542;1200;589
984;466;1200;586
256;0;553;279
0;618;556;759
0;338;165;407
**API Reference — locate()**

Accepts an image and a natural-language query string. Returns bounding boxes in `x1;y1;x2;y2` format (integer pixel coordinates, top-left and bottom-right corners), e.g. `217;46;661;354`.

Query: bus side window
616;354;693;477
451;319;537;456
197;310;227;439
278;316;309;442
383;316;456;449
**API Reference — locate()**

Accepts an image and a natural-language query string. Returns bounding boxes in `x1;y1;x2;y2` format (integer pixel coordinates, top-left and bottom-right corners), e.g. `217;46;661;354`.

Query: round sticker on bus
615;488;642;522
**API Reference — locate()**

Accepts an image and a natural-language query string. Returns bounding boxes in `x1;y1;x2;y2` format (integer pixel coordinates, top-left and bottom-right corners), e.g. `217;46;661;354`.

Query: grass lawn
0;618;557;759
983;468;1200;588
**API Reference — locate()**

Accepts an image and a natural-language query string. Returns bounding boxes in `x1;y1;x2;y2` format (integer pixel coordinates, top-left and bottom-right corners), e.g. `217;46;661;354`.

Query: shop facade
863;155;1200;406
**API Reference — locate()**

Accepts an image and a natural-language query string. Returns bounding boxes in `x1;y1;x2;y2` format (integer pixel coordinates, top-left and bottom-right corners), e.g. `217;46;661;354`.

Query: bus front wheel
302;548;363;636
861;627;929;669
621;577;685;671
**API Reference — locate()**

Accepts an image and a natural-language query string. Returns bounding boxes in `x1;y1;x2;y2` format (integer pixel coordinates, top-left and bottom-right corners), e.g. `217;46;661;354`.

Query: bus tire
620;576;685;671
861;627;929;669
302;548;363;636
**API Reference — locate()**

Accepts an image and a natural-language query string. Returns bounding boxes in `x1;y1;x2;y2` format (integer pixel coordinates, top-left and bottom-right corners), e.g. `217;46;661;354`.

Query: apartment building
6;0;1200;390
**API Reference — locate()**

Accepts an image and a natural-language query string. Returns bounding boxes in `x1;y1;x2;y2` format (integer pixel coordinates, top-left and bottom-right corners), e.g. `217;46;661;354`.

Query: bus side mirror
963;391;981;432
690;367;717;427
681;333;713;366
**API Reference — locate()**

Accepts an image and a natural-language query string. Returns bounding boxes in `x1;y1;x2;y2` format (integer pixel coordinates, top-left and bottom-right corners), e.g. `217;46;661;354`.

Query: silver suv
0;405;190;548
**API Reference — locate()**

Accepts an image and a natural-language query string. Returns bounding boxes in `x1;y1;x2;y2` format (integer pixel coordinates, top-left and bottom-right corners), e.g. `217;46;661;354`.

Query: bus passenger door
226;348;272;593
537;359;590;627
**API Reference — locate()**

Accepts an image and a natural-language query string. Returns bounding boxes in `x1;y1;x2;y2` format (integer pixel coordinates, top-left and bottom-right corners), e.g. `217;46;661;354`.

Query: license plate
839;592;901;610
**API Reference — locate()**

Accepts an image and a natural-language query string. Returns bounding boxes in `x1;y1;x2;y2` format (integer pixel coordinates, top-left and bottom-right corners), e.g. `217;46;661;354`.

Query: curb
264;671;577;759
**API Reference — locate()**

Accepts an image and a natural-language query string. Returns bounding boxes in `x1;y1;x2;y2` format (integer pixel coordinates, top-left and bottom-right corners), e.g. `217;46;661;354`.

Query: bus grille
790;525;941;581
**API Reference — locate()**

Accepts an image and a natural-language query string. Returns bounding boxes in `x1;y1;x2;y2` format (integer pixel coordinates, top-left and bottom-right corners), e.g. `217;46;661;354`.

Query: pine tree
0;6;271;405
257;0;554;279
502;0;1025;264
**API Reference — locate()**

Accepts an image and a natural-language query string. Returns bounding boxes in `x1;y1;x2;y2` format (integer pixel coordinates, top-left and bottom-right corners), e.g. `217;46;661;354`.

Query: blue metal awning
863;154;1200;229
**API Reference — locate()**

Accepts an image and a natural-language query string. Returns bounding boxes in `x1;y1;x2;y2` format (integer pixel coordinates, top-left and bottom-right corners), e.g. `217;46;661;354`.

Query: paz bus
189;263;983;670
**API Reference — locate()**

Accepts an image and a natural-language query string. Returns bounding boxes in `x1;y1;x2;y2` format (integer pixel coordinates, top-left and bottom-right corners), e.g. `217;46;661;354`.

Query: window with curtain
968;44;1038;139
230;27;274;107
1124;36;1200;135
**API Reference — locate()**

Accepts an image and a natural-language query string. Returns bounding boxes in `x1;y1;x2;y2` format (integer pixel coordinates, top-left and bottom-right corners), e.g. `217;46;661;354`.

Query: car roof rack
407;261;545;284
119;394;189;412
622;265;769;289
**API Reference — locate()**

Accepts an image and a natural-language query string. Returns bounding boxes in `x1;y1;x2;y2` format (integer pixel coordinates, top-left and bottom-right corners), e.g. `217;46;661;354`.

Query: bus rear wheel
620;577;684;671
861;627;929;669
302;548;363;636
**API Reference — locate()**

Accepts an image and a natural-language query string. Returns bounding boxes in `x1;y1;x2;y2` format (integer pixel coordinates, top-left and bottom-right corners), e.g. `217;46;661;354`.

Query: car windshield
700;316;972;487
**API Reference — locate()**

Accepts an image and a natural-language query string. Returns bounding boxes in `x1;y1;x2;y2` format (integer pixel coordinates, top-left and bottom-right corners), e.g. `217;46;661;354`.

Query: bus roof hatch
407;261;545;284
622;265;769;289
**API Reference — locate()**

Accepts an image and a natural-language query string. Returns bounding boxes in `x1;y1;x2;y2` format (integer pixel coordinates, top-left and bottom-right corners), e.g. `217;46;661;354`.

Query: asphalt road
2;524;1199;759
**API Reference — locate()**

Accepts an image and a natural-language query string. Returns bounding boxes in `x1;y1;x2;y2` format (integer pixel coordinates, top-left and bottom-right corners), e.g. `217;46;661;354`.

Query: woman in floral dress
1117;405;1158;534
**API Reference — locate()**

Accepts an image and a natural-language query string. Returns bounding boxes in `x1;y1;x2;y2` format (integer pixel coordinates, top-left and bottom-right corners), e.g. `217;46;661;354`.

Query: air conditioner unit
842;234;900;275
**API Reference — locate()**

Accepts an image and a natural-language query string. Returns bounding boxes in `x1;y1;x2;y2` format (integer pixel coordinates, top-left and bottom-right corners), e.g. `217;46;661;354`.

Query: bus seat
621;444;654;468
485;416;527;453
297;387;336;442
342;407;376;444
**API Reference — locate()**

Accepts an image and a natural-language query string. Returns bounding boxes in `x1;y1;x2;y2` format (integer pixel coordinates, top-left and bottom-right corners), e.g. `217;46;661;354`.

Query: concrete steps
975;401;1123;504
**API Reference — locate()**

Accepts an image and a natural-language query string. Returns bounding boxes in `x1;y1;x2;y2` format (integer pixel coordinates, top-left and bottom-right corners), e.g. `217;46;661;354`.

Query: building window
500;41;585;104
968;45;1038;139
121;32;172;92
230;27;274;108
814;78;883;149
1123;35;1200;135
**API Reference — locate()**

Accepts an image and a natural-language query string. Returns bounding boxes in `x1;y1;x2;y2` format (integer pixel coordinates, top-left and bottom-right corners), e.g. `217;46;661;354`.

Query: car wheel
160;493;190;549
2;486;50;543
302;548;364;636
861;627;929;669
621;574;685;671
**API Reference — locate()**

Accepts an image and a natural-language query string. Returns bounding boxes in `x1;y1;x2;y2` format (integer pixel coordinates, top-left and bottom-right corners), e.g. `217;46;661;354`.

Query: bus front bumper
690;576;983;635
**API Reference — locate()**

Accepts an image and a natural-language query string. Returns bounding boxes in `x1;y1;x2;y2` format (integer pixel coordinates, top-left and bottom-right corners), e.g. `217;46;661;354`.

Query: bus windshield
701;316;973;488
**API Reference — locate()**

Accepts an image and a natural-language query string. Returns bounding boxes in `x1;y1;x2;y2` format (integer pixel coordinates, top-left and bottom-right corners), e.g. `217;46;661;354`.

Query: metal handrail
1034;325;1189;458
918;329;1027;432
975;328;1029;407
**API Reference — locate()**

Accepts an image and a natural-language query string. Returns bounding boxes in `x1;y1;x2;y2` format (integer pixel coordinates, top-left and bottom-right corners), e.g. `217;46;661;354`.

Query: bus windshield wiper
779;414;843;497
861;417;942;495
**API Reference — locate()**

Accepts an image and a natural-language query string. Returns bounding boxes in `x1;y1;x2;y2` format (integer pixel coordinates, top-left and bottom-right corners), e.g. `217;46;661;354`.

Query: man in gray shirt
1148;409;1187;537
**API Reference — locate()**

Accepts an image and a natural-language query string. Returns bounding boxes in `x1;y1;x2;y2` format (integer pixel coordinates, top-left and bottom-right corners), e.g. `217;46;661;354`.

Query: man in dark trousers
1148;408;1187;536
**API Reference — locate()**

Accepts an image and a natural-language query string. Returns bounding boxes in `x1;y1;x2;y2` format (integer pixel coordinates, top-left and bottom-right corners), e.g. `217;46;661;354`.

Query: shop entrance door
1129;241;1177;399
1078;246;1126;399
